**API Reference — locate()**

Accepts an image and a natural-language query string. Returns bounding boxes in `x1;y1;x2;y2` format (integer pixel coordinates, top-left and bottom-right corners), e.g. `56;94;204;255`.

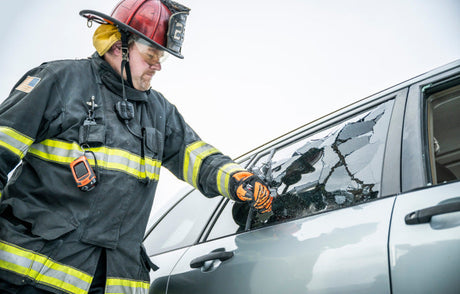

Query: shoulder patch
16;76;41;93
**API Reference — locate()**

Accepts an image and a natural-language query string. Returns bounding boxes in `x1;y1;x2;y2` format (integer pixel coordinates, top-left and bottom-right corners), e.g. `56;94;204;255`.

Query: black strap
120;31;133;89
117;31;150;184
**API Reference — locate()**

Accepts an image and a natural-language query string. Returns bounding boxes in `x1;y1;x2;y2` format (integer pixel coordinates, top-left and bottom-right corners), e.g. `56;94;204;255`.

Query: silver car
143;59;460;294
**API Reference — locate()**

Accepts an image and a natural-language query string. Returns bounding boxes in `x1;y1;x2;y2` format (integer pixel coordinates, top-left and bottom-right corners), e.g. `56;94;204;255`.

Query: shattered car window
252;100;394;222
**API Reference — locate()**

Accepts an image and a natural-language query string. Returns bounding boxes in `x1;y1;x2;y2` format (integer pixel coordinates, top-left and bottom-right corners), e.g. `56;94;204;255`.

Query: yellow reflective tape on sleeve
106;277;149;294
183;141;220;189
0;241;92;294
27;139;161;180
183;141;205;184
0;127;34;158
217;162;245;199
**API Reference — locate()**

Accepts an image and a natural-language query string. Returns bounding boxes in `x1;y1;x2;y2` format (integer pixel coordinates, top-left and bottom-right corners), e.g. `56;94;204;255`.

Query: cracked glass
251;100;395;223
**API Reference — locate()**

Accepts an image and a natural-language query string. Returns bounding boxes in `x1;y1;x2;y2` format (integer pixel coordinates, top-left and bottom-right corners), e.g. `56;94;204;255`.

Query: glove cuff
230;171;253;201
232;171;253;181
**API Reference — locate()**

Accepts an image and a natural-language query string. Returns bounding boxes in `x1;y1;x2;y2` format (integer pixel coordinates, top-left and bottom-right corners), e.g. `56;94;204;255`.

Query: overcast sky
1;0;459;212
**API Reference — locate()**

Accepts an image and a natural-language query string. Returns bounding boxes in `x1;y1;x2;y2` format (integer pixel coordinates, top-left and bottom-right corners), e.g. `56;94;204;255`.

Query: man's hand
231;171;273;213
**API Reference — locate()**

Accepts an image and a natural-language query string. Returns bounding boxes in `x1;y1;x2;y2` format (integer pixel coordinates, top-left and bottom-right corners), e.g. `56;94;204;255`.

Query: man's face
128;41;165;91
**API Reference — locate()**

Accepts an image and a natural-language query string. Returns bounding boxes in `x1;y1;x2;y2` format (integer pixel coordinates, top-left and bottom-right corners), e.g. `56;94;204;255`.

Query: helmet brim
80;9;184;59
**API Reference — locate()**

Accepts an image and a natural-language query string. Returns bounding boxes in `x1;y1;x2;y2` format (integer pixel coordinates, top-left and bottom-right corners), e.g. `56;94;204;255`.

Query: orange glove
231;171;273;213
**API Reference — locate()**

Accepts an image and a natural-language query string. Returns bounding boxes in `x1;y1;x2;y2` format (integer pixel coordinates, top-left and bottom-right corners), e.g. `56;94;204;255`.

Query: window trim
380;89;407;197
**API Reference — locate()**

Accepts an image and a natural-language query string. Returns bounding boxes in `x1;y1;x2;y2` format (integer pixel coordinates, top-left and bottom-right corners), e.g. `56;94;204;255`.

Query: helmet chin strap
115;31;149;184
115;30;136;122
115;31;150;184
120;31;134;90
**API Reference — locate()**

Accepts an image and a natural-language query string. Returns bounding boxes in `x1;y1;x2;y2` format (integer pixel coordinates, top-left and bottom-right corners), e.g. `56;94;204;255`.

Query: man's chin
134;78;153;91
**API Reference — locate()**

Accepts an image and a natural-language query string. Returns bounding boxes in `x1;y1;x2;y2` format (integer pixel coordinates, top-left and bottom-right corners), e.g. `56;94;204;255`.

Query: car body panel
149;248;189;293
389;181;460;294
166;197;395;294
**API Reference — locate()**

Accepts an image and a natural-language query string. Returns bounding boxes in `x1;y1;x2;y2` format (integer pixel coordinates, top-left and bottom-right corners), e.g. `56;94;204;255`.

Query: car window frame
422;75;460;185
402;68;460;192
201;90;407;241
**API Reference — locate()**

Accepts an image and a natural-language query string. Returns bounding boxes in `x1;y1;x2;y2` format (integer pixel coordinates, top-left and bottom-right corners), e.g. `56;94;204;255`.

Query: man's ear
107;40;123;56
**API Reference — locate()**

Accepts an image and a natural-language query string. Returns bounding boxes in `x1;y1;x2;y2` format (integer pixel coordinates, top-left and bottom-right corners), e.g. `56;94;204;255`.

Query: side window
143;190;222;256
426;84;460;184
207;100;395;240
265;100;394;220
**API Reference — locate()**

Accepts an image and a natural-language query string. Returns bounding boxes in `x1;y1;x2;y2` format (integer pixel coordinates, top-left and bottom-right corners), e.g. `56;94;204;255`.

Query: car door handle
190;250;234;269
405;201;460;225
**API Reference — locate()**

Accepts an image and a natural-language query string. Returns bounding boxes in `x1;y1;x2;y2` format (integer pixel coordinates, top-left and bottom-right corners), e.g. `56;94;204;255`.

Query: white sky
1;0;460;213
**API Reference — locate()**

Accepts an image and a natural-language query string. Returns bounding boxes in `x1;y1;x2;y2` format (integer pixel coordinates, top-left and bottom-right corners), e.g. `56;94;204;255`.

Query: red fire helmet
80;0;190;58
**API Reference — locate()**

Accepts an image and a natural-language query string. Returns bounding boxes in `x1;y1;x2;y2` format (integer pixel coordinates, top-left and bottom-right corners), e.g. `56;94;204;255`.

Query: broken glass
250;100;395;223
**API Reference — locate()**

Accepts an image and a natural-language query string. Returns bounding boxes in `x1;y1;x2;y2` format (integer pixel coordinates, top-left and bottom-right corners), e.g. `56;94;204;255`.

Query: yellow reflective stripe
90;146;160;180
0;140;21;157
40;138;77;150
0;127;34;158
217;163;245;199
106;277;149;294
0;241;92;294
183;141;220;189
27;139;161;180
183;141;206;184
28;145;77;164
0;127;34;145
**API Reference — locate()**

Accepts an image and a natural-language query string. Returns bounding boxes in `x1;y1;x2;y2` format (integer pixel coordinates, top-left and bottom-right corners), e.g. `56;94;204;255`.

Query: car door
389;69;460;293
164;94;403;294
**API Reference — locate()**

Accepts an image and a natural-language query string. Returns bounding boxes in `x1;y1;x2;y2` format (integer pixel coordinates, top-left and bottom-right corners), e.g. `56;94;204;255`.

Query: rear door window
425;84;460;184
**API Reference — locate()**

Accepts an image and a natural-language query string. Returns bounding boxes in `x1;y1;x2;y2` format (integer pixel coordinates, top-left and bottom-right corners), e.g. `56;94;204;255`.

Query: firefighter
0;0;272;293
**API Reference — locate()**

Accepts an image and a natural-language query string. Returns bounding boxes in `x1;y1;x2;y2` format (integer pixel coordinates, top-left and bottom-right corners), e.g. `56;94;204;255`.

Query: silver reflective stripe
183;141;220;188
27;139;161;180
217;162;245;199
0;241;92;294
106;278;149;294
0;127;34;158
